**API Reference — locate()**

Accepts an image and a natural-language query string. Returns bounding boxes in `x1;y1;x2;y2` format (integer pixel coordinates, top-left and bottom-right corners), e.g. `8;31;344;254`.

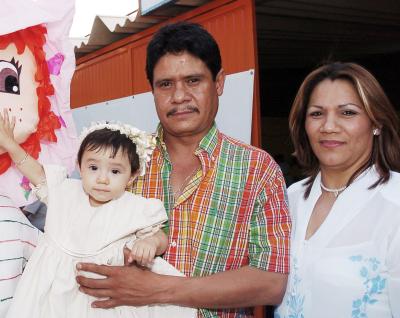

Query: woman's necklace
320;182;347;198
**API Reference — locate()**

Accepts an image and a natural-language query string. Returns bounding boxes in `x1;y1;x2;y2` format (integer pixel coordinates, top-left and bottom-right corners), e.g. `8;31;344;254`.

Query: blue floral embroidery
275;258;305;318
349;255;386;318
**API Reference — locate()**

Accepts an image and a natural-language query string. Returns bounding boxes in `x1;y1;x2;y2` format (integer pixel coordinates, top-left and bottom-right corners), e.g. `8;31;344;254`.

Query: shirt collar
196;122;219;158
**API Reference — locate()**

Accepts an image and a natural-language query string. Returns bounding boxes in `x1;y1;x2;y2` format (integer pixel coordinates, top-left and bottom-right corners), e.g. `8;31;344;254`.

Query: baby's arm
0;109;45;186
128;229;168;266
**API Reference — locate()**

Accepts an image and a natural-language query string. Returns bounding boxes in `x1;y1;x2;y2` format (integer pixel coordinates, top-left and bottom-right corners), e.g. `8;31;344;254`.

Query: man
77;22;291;317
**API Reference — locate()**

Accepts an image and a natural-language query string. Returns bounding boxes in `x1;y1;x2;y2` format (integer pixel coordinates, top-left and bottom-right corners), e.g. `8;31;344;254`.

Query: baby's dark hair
77;128;140;174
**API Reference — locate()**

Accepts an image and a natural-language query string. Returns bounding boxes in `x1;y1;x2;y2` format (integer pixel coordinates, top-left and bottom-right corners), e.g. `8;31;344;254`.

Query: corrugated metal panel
193;1;255;74
131;39;152;94
72;47;132;107
72;12;167;59
72;0;211;59
73;0;400;69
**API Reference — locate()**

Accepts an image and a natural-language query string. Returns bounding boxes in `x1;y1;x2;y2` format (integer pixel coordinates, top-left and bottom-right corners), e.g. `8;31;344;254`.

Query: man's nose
171;82;189;103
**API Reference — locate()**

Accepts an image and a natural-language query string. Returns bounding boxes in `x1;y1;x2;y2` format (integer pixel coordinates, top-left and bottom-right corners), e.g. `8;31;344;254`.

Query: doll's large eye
0;60;20;95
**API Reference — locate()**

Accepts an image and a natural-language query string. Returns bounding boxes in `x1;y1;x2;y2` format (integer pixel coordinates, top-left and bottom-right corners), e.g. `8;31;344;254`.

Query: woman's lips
319;140;345;148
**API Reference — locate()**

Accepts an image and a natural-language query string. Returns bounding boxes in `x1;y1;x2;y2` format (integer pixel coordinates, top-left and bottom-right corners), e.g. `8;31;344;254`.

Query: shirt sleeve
249;163;291;274
43;164;68;188
388;225;400;317
135;197;168;233
136;222;164;239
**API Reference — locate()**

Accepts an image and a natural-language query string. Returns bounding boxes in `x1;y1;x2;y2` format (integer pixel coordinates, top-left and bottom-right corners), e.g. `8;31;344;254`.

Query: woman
275;62;400;318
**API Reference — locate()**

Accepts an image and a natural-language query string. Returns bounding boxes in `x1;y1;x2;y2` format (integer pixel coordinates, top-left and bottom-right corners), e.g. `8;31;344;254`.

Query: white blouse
276;167;400;318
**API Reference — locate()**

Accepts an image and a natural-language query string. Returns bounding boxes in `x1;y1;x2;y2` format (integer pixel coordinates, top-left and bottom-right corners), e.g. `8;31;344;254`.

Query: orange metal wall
71;47;132;107
71;0;261;145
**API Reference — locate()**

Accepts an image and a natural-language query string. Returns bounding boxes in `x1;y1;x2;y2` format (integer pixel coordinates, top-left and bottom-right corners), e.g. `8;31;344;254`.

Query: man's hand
76;260;287;310
128;237;158;266
76;261;167;308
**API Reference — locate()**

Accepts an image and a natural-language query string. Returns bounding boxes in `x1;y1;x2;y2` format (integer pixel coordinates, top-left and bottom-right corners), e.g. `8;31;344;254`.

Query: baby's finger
138;248;146;265
123;247;131;265
10;116;16;130
142;249;153;266
128;246;137;263
148;250;156;264
132;247;144;263
3;109;9;123
129;246;140;263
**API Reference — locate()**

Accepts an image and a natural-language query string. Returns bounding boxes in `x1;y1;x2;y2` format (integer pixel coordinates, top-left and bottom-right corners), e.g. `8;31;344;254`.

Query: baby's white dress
6;165;197;318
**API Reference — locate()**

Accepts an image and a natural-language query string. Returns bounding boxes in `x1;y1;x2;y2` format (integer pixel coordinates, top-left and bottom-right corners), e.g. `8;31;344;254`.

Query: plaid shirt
131;123;291;318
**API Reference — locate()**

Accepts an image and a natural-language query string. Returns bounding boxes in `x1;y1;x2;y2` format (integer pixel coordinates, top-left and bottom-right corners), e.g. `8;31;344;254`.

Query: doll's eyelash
10;57;22;75
0;58;22;75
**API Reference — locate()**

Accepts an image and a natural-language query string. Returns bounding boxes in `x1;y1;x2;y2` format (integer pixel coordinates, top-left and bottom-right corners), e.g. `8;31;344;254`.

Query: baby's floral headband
79;121;156;176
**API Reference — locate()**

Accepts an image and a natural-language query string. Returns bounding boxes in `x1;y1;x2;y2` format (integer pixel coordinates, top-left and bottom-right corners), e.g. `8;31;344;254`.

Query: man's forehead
153;51;210;78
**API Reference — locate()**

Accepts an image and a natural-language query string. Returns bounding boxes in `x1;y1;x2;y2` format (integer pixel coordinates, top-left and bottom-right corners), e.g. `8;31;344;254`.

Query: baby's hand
128;236;158;267
0;109;16;149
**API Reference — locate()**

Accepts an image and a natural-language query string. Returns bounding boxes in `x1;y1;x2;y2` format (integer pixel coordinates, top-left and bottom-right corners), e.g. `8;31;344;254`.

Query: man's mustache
166;106;199;117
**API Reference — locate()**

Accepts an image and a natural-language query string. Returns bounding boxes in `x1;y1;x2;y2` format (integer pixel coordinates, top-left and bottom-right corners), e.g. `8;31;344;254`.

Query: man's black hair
77;128;139;174
146;22;222;87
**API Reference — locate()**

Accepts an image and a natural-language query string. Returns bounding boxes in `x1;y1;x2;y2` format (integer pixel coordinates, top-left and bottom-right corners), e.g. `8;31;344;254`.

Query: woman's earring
373;128;380;136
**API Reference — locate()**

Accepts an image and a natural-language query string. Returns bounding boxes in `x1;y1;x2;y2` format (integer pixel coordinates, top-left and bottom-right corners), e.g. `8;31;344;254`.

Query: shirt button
170;241;177;247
